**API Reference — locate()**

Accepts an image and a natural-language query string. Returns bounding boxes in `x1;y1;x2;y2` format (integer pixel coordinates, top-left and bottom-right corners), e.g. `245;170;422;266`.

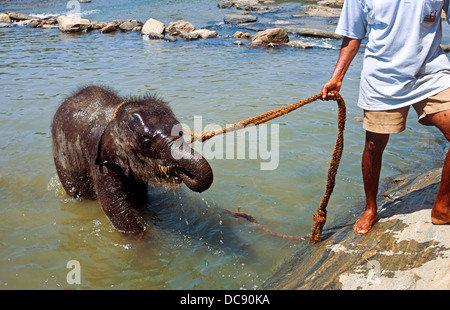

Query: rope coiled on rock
184;92;346;243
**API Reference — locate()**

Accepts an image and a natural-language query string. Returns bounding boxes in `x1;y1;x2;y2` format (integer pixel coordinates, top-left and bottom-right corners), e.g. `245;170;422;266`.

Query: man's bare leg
432;150;450;224
355;131;390;234
424;110;450;225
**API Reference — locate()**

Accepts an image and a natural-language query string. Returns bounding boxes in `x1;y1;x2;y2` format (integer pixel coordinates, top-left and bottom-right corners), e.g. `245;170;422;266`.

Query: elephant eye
142;139;152;151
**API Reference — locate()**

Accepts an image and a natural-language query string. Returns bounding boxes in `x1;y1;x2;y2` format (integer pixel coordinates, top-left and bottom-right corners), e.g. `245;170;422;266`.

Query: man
322;0;450;234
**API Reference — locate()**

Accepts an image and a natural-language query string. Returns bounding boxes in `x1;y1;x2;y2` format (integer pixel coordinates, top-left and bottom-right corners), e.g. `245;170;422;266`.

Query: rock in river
143;33;165;40
119;19;143;31
233;31;251;39
0;21;13;28
0;13;11;23
249;28;289;47
100;22;116;33
224;14;257;24
178;32;201;41
218;0;277;13
142;18;165;36
300;4;342;18
284;27;343;40
57;16;91;32
284;40;312;49
166;20;195;35
192;29;218;39
7;11;39;21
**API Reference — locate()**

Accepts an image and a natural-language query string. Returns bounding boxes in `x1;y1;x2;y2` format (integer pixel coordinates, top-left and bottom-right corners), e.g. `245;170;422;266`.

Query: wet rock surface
1;0;347;47
300;4;342;18
57;16;91;32
218;0;279;13
166;20;195;34
224;14;258;24
264;168;450;290
142;18;165;36
0;12;11;23
283;27;342;39
6;11;39;21
249;27;289;47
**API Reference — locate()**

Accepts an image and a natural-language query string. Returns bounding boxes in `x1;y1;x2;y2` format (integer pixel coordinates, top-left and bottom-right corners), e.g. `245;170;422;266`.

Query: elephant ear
95;119;130;177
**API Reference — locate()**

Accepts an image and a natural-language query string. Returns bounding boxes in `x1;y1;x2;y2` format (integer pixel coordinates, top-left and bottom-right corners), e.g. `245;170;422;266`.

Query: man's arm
321;37;362;100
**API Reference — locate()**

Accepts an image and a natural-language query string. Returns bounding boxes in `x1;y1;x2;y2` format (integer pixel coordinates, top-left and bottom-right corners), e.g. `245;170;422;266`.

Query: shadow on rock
378;168;441;219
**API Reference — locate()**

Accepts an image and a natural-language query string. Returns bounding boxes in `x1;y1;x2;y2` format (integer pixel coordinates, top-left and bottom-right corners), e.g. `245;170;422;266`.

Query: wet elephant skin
51;85;213;237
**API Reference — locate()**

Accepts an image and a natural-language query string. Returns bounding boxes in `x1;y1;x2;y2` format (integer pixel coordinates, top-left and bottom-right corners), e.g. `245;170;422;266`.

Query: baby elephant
52;85;213;237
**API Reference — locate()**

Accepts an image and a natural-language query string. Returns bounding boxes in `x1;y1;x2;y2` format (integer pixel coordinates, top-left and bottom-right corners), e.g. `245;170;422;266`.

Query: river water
1;0;449;289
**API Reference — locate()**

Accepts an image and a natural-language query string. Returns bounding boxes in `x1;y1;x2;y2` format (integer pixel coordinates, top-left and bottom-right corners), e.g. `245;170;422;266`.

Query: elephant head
95;97;213;193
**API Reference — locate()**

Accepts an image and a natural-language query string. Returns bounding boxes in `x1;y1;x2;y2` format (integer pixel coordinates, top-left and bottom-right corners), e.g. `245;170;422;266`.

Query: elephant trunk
170;140;213;193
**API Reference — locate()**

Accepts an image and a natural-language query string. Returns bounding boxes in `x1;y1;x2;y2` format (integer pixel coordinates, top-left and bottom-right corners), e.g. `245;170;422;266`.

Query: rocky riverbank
264;168;450;290
2;0;449;51
0;0;347;49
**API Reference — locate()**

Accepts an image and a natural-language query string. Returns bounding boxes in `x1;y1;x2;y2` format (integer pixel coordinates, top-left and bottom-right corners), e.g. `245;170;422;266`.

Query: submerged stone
284;40;312;49
0;21;13;28
192;29;218;39
224;14;257;24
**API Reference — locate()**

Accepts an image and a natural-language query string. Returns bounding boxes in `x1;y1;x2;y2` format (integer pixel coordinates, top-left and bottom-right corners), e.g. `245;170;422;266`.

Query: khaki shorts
363;88;450;134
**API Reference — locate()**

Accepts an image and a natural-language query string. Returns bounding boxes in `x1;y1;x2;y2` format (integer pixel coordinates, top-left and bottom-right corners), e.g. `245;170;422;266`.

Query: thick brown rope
225;207;309;241
184;92;346;243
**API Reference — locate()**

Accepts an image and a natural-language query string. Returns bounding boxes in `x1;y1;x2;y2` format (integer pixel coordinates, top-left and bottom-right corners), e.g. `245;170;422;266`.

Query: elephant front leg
93;167;147;237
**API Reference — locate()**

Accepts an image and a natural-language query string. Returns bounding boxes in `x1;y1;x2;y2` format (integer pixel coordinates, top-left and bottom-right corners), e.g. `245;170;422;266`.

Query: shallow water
1;0;449;289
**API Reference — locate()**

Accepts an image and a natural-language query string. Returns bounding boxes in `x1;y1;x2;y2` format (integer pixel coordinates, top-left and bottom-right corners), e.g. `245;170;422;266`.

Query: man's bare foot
431;205;450;225
353;209;379;234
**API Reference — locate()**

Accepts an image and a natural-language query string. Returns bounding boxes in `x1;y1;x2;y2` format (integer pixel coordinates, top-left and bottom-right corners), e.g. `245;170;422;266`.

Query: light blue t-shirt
336;0;450;111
